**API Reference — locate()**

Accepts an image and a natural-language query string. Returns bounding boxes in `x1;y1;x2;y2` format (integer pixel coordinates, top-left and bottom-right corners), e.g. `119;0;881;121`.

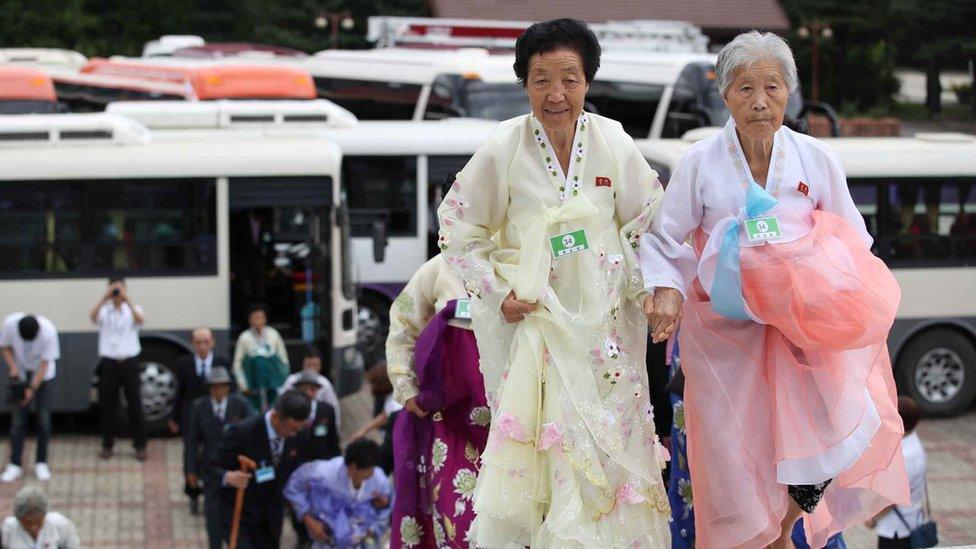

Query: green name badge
744;216;782;242
550;229;589;257
455;298;472;320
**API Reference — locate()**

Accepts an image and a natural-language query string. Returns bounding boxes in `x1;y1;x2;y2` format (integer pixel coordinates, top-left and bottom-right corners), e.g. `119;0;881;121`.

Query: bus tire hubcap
139;362;177;421
915;347;965;404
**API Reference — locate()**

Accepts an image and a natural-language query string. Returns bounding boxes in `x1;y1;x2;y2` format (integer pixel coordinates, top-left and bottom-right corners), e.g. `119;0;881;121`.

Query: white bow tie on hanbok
511;194;599;302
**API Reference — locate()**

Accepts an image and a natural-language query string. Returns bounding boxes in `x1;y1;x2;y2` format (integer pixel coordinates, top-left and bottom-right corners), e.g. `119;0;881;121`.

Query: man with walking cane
213;390;311;549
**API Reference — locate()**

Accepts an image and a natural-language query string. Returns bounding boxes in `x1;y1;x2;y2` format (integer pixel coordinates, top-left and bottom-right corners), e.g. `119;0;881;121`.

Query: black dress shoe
189;498;199;515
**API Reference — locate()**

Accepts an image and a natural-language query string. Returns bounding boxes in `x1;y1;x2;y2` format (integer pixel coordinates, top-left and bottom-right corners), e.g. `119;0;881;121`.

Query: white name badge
744;216;782;242
455;298;472;319
314;424;328;437
549;229;589;258
255;465;276;484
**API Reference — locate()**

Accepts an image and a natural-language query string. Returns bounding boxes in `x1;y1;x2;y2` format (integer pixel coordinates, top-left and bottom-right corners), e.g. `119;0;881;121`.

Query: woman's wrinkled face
19;511;44;539
526;48;589;134
723;60;789;142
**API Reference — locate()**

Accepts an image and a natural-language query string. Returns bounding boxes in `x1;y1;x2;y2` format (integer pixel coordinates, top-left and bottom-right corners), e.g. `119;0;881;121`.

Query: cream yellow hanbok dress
437;112;671;548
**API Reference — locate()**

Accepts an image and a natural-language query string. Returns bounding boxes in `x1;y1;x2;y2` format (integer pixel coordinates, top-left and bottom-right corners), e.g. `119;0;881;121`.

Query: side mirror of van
371;221;388;263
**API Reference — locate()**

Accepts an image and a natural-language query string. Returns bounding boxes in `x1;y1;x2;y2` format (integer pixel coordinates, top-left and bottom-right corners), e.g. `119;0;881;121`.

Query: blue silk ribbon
711;178;778;320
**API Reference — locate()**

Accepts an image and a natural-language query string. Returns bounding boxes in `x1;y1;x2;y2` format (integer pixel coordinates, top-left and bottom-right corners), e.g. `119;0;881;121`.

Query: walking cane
229;455;257;549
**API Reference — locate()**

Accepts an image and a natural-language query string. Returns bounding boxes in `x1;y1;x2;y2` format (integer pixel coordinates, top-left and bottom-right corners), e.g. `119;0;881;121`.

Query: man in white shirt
89;277;147;461
1;313;60;483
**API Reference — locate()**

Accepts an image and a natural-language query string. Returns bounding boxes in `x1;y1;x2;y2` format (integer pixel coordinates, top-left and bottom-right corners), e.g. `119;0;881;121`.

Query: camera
111;288;120;297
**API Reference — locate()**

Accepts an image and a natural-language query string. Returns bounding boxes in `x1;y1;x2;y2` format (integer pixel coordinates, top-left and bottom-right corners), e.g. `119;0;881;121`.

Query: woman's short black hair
513;18;601;87
345;438;381;469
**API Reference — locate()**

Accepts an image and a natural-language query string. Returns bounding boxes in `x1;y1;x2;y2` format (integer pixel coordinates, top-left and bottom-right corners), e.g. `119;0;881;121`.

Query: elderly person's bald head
191;327;214;358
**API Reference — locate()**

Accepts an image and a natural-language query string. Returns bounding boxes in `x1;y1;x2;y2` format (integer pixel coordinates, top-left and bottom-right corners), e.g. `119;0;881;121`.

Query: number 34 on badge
744;216;782;242
550;229;589;257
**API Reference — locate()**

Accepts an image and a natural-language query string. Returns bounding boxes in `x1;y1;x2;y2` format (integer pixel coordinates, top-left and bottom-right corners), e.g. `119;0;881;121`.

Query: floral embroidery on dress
399;516;423;547
469;406;491;427
608;253;624;272
431;438;448;472
642;403;655;423
453;469;478;500
433;516;447;545
673;402;686;433
538;422;564;452
464;441;480;465
678;478;694;517
393;292;414;314
617;482;647;505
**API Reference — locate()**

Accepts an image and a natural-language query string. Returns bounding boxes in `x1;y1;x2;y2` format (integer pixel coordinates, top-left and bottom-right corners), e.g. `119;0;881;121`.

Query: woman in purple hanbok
284;439;393;549
387;255;489;548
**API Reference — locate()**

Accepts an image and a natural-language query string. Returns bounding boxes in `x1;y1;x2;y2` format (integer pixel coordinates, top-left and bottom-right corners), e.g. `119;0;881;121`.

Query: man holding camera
90;278;147;461
1;313;60;483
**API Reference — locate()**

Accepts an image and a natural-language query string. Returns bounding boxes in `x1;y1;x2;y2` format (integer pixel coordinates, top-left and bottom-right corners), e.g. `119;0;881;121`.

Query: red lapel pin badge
595;176;612;187
797;181;810;196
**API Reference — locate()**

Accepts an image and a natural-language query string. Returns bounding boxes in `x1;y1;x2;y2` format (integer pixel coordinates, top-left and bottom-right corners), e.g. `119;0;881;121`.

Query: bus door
228;176;335;373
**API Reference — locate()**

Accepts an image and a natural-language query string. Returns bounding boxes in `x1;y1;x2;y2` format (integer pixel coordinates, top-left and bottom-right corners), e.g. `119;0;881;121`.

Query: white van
637;132;976;416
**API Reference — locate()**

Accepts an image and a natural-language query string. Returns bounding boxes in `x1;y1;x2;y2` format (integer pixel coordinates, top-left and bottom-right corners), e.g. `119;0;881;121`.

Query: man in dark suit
184;367;250;549
213;389;311;549
169;327;236;513
294;369;341;461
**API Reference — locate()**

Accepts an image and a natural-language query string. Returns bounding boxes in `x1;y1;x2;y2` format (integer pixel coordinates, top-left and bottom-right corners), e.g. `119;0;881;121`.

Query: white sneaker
0;464;23;483
34;463;51;481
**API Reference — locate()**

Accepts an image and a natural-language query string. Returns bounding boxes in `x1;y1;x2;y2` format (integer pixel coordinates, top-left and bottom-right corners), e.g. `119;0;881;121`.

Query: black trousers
98;357;147;450
203;484;223;549
222;504;283;549
878;535;912;549
9;375;54;466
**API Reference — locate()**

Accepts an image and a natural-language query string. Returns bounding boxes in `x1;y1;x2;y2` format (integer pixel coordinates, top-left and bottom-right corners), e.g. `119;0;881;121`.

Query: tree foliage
0;0;430;56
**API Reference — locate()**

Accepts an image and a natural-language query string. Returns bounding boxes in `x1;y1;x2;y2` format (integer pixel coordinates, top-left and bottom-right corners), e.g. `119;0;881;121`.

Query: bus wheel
357;293;390;368
898;328;976;417
122;341;183;435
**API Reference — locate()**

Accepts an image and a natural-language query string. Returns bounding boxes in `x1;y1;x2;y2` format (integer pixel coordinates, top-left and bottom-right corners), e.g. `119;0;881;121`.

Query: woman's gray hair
13;484;48;519
715;31;799;96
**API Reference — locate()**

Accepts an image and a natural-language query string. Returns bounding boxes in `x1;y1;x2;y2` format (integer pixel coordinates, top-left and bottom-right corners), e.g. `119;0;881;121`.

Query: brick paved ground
1;399;974;548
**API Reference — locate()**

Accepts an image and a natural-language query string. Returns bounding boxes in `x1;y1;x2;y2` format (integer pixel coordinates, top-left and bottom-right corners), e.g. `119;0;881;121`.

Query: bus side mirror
371;221;388;263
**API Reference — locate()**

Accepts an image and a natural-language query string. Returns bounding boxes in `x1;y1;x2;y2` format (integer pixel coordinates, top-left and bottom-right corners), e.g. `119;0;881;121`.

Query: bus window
586;80;664;138
870;178;976;266
344;156;419;237
0;182;82;274
0;179;216;277
313;78;421;120
54;81;184;112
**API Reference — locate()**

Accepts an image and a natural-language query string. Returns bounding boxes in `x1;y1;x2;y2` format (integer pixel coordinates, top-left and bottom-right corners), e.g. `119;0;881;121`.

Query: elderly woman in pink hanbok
640;31;909;549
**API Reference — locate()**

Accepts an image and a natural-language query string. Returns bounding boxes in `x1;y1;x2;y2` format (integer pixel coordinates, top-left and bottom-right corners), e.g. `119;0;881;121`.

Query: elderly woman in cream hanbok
640;31;908;549
437;18;671;549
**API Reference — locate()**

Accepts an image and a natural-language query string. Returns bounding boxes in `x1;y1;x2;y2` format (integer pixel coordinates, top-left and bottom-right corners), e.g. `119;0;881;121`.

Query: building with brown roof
428;0;790;46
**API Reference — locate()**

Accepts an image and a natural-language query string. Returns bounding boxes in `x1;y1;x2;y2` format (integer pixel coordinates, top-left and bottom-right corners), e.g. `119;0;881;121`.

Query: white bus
108;99;500;361
0;113;360;430
637;131;976;416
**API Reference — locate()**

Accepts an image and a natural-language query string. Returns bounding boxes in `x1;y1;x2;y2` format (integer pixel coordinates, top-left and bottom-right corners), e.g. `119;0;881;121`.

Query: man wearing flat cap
184;367;250;549
294;369;341;461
